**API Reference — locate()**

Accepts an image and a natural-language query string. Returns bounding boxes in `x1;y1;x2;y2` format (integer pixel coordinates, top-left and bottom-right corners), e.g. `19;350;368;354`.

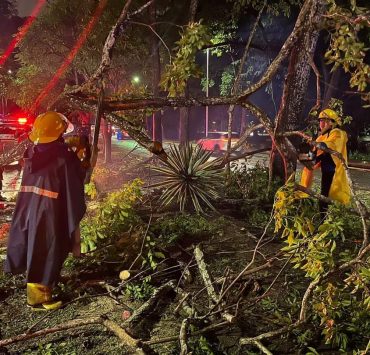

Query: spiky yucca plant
151;144;224;213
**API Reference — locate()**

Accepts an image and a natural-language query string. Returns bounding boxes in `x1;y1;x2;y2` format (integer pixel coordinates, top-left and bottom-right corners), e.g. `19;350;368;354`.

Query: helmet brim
29;131;61;144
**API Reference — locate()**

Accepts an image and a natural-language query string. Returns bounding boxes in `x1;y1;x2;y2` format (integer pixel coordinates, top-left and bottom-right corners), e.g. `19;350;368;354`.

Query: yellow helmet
29;111;69;144
319;109;342;126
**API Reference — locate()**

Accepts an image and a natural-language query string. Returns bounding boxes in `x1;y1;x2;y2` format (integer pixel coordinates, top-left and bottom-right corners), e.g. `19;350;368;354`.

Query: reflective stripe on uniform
20;185;59;199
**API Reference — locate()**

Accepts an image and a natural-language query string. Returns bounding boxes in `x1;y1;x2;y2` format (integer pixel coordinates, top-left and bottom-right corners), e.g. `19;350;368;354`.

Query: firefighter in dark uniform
4;111;86;310
300;109;351;212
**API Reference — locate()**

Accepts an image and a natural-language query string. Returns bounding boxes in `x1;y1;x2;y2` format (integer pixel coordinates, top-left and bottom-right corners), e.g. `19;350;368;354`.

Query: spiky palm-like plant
151;143;224;213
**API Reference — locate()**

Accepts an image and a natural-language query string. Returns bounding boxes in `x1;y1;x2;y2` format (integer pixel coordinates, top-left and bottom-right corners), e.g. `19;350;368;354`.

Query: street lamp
132;75;140;84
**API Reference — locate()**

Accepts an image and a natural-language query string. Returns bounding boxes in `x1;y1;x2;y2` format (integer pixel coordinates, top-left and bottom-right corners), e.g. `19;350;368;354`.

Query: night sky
16;0;38;17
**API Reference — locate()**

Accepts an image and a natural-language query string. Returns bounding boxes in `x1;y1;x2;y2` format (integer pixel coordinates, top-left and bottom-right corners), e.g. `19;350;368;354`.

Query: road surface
1;138;369;201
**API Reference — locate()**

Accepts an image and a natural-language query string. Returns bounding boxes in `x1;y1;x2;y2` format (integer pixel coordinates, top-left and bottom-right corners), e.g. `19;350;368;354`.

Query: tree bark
179;99;189;145
272;0;325;180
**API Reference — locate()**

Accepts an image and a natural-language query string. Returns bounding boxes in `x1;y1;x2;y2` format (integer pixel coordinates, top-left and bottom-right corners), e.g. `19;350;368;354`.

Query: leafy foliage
225;163;278;225
273;179;370;350
80;179;143;253
84;181;98;200
228;0;302;18
220;66;235;96
161;22;211;96
126;276;155;301
141;234;166;270
227;162;279;200
349;150;370;162
8;0;150;109
324;0;370;104
327;98;353;125
151;144;224;213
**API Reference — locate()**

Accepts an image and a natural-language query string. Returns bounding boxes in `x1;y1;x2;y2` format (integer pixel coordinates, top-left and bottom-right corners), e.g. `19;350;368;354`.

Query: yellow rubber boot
27;283;62;311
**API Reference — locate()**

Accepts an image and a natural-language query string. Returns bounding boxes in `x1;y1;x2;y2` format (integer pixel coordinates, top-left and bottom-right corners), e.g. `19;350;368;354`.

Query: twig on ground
239;321;300;347
129;214;152;270
174;292;191;316
194;245;235;323
0;316;144;354
177;256;195;288
179;318;190;355
253;340;273;355
143;321;229;346
124;280;175;337
209;211;275;311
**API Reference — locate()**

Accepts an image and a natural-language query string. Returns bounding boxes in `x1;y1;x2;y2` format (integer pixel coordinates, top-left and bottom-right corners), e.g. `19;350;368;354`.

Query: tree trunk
150;1;162;142
240;108;248;135
102;118;112;163
179;101;189;145
273;0;325;180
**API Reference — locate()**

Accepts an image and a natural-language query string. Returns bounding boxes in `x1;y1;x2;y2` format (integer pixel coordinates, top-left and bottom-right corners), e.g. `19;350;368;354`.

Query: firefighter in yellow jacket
300;109;351;212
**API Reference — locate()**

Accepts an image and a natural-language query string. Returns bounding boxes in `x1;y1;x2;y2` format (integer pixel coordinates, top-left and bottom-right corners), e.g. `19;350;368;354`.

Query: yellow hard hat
319;109;342;126
29;111;69;144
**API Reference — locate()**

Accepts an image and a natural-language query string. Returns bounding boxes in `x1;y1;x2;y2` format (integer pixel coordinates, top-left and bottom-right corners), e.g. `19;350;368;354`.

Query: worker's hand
298;153;312;161
301;160;315;170
316;142;328;151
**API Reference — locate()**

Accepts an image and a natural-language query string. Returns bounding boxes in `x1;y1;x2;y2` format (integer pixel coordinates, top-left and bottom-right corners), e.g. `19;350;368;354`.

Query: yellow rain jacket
300;128;351;204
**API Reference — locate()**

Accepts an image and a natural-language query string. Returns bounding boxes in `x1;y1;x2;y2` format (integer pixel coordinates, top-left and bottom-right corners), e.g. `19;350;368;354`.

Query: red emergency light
18;117;28;125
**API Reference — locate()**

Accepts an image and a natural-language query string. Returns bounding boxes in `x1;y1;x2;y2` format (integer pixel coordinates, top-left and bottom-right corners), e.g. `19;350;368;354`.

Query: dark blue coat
4;140;86;285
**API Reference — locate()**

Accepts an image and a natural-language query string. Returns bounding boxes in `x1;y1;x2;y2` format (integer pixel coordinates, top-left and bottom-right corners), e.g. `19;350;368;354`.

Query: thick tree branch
222;147;271;165
0;316;143;353
70;0;134;94
128;0;154;17
68;94;237;110
179;318;190;355
308;55;321;110
194;245;236;323
228;123;264;154
240;322;300;347
189;0;198;22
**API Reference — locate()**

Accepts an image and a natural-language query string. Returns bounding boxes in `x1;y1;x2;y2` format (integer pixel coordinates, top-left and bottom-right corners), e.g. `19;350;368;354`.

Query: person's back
4;112;86;310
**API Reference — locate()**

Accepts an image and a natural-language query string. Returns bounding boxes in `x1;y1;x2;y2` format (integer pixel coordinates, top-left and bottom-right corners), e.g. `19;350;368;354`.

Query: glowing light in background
18;117;28;125
31;0;108;113
132;75;140;84
0;0;47;67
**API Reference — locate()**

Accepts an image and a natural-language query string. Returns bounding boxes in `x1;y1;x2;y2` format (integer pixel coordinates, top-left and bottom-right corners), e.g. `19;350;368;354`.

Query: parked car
197;131;239;152
116;130;130;140
0;112;33;149
247;129;272;149
358;128;370;153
